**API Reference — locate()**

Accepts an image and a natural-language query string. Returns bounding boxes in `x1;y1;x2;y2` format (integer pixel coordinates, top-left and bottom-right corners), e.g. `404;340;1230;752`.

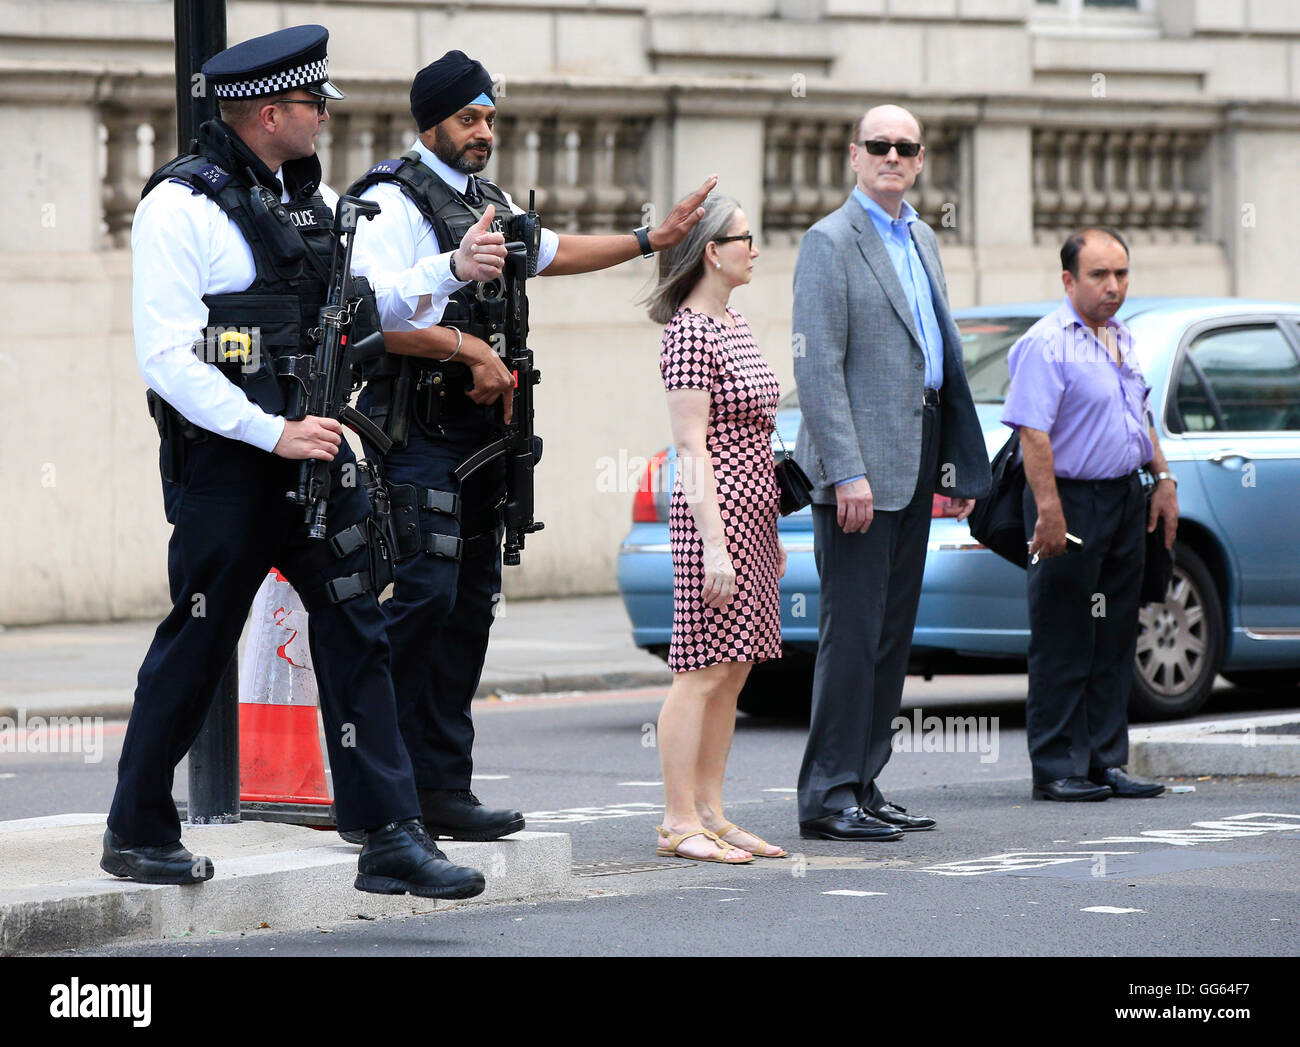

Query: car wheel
736;653;813;721
1130;543;1224;721
1222;669;1300;692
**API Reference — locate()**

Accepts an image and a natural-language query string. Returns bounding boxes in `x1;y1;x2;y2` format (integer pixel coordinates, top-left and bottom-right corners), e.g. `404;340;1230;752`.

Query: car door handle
1207;450;1252;465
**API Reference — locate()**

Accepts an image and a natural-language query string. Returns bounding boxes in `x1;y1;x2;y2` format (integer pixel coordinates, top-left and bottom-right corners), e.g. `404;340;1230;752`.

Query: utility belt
366;355;495;447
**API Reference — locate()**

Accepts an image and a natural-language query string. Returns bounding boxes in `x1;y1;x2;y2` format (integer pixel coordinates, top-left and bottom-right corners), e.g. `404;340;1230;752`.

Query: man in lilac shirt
1003;227;1179;802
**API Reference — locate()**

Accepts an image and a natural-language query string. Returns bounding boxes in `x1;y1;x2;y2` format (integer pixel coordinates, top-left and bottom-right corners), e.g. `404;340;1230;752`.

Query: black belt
923;387;941;408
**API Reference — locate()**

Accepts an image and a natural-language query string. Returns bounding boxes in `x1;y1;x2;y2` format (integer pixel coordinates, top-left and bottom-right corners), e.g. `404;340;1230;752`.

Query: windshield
776;314;1040;410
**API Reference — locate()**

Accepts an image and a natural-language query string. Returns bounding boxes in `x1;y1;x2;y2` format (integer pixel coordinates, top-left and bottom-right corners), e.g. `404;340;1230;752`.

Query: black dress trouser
108;434;421;845
797;402;940;822
1022;472;1146;783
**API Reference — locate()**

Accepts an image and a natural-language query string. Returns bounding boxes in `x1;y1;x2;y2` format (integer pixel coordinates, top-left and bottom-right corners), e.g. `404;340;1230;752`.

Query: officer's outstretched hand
453;204;507;282
650;175;719;251
274;416;343;461
462;332;515;424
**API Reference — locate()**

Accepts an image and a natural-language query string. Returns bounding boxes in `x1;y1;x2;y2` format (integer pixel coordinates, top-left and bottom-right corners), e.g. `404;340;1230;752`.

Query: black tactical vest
141;120;335;416
346;153;514;387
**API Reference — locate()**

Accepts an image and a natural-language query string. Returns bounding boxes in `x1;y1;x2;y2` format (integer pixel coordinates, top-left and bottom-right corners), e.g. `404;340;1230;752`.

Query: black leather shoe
338;828;366;845
100;829;214;885
1032;777;1112;802
863;801;936;832
355;819;486;900
799;807;903;841
1088;766;1165;798
419;789;524;841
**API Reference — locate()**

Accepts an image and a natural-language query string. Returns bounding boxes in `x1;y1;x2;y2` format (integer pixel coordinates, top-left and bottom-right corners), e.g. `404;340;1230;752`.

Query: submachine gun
454;192;545;566
284;195;390;540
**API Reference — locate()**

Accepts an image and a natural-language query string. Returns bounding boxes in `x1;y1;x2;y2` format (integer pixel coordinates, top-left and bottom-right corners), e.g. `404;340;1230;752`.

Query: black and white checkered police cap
201;24;345;101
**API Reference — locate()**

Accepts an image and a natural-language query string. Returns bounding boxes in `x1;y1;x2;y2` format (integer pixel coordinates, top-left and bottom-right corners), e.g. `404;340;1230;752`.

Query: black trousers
359;389;505;792
108;434;421;845
1023;472;1145;783
797;403;939;822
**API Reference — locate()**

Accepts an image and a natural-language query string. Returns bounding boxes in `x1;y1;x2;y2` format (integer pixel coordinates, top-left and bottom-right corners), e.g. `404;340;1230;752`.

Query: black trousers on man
108;434;421;846
797;403;940;822
1022;472;1145;783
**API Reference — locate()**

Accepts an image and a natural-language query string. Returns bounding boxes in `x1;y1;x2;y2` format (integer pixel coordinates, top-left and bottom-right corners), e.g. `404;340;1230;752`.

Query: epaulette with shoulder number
145;155;233;201
365;157;409;177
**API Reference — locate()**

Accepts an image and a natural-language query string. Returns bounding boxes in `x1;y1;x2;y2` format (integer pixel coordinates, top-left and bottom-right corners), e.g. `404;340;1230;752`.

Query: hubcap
1135;568;1207;698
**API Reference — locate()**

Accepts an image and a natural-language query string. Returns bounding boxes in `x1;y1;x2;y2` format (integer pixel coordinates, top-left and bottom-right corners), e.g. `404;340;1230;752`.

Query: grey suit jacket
791;195;991;510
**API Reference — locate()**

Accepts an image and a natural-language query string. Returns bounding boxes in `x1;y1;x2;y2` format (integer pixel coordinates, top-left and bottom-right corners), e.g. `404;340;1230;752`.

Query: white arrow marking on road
1081;906;1145;914
823;890;887;897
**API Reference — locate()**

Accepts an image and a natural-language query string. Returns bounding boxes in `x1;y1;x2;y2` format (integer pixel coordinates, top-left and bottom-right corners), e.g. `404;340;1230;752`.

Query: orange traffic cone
238;568;332;810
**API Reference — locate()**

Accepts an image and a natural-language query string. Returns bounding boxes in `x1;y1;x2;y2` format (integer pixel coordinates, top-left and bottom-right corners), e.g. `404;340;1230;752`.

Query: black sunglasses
713;233;753;249
275;97;329;115
860;139;921;157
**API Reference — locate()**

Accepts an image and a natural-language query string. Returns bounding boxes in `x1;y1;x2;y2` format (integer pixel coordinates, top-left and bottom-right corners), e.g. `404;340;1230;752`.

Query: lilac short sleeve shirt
1001;299;1153;480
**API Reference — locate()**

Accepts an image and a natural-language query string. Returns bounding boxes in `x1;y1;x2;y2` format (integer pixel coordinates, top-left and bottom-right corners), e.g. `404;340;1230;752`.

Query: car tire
736;653;813;721
1130;542;1224;721
1222;669;1300;692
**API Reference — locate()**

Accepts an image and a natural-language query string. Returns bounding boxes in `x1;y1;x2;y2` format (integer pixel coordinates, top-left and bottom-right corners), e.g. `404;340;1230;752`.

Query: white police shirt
132;172;339;453
350;138;558;331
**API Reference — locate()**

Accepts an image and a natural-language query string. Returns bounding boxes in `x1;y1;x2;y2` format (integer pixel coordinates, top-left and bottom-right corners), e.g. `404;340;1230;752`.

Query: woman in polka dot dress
643;194;787;864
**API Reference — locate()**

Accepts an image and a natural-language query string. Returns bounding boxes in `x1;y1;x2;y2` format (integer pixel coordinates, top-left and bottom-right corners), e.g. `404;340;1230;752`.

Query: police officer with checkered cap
103;24;486;901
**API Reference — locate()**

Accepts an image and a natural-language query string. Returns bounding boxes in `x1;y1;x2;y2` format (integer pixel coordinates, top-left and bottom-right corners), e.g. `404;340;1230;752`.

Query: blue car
618;298;1300;719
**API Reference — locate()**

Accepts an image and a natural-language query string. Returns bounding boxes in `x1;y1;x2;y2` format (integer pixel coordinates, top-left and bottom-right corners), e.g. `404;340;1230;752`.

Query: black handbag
966;428;1029;568
772;427;813;516
1139;471;1175;604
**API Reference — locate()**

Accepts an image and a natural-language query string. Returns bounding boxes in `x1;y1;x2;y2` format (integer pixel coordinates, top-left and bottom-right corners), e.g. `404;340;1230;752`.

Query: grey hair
641;194;741;325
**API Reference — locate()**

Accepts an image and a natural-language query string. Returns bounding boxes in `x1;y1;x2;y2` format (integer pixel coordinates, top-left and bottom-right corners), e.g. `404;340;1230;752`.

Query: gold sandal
713;821;788;858
656;825;755;864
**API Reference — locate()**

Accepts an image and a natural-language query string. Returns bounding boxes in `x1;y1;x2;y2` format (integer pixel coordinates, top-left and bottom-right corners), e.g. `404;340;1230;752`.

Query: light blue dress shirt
852;187;945;390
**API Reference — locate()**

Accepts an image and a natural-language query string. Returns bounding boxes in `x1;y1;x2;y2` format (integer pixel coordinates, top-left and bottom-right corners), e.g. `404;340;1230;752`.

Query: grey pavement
0;594;670;722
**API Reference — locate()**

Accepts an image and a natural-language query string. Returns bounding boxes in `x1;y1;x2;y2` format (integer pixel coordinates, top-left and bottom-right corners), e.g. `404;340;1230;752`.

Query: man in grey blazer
793;105;991;841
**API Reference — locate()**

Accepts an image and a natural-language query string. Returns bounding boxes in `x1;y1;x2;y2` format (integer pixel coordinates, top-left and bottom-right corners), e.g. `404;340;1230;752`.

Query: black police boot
100;829;214;885
419;789;525;841
355;819;486;900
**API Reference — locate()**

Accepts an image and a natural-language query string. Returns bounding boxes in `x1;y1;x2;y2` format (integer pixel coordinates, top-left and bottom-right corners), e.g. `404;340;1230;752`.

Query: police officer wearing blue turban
106;25;484;899
347;50;717;840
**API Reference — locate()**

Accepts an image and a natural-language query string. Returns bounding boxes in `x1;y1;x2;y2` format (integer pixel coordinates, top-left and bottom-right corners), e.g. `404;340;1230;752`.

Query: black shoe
355;819;486;900
419;789;524;841
1088;766;1165;798
338;828;366;845
863;801;936;832
1032;777;1113;802
799;807;904;841
99;829;214;885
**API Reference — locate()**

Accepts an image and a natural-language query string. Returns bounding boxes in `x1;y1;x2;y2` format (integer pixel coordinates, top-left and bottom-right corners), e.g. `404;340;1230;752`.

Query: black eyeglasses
860;139;921;157
275;98;328;115
713;233;753;249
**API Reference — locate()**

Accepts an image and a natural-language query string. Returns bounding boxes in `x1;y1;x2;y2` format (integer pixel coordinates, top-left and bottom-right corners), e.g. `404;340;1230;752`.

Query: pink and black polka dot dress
659;306;783;674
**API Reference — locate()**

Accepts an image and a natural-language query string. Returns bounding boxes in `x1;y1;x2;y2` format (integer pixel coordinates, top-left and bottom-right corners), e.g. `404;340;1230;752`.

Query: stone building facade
2;0;1298;623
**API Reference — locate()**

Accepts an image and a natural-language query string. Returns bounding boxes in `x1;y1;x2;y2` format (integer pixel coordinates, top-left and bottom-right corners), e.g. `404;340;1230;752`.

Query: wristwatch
633;226;654;259
1154;471;1178;488
449;251;461;281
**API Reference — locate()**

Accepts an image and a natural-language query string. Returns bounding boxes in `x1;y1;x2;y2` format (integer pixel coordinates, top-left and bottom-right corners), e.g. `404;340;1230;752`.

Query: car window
777;316;1039;409
958;318;1039;403
1177;324;1300;432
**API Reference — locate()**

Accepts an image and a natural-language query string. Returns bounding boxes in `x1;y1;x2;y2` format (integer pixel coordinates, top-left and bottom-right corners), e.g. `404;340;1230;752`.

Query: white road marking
681;886;749;892
0;773;15;779
1082;906;1145;914
823;890;887;897
923;851;1135;877
763;787;797;793
617;781;663;787
1078;812;1300;848
524;802;661;824
472;774;510;780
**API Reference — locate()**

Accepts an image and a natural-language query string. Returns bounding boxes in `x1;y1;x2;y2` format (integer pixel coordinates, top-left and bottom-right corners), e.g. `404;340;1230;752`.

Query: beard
433;124;491;174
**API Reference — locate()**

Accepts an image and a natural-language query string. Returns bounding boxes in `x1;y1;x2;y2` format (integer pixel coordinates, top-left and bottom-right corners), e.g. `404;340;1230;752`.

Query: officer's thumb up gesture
453;204;507;282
